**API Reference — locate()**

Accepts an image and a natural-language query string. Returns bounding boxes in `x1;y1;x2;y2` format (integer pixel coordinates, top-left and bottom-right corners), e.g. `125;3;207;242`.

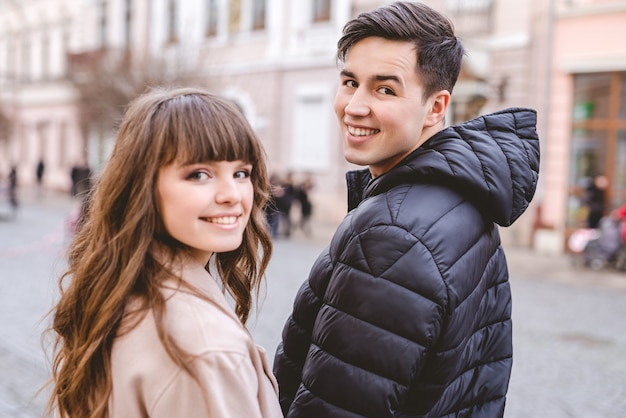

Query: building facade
532;0;626;253
1;0;625;252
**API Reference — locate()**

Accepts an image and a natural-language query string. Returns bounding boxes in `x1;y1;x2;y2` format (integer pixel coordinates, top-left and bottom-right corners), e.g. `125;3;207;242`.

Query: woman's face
157;160;254;265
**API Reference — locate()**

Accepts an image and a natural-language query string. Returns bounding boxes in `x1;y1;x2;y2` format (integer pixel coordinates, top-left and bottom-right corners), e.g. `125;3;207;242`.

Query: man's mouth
348;126;380;136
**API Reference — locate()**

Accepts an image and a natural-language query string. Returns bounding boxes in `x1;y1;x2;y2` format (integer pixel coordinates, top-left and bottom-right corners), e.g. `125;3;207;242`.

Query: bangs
155;93;259;166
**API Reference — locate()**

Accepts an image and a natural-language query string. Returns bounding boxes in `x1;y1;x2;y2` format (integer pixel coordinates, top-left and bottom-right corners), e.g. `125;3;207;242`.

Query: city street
1;190;626;417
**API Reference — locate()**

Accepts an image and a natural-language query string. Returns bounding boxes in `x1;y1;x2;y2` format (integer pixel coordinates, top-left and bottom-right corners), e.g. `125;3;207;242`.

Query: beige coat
109;259;283;417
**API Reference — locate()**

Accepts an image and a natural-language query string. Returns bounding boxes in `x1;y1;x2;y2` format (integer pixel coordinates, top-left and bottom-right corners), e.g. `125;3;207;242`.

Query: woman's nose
215;177;242;203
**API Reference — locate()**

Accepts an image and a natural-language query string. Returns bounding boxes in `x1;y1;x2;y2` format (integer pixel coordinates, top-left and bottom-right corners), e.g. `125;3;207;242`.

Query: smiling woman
45;87;281;418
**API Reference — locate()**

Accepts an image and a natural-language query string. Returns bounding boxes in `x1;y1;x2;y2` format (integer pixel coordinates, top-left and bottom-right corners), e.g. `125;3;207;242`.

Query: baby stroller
580;206;626;271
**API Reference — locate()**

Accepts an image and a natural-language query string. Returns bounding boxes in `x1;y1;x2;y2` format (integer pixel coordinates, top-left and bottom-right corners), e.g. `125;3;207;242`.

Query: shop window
614;131;626;209
569;129;607;189
620;73;626;119
573;73;611;120
568;72;626;229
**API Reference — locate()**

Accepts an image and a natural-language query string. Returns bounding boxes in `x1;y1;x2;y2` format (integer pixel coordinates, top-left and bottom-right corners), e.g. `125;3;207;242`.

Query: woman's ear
424;90;451;127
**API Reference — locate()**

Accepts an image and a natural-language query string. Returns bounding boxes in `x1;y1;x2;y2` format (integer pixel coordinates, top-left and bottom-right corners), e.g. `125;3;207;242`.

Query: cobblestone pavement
1;189;626;417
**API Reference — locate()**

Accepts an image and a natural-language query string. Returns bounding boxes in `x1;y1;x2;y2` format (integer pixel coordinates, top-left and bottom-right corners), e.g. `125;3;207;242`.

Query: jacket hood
347;107;540;227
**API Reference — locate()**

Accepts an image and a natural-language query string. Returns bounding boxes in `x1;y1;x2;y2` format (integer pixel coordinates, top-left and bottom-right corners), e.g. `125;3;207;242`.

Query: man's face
333;37;442;177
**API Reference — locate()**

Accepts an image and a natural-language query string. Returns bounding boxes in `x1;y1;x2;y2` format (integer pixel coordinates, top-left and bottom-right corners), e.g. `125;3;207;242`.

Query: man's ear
424;90;451;127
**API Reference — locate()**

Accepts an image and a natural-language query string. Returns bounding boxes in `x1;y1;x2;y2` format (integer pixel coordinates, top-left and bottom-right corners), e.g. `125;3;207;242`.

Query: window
614;131;626;209
167;0;178;43
124;0;132;46
99;0;108;47
292;89;331;170
573;73;611;120
567;72;626;228
312;0;331;23
229;0;241;35
22;37;30;82
205;0;219;37
252;0;266;30
41;32;50;79
447;0;492;12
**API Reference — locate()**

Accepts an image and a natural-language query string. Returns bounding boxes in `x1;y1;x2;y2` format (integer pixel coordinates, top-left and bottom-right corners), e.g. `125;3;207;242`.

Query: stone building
1;0;625;253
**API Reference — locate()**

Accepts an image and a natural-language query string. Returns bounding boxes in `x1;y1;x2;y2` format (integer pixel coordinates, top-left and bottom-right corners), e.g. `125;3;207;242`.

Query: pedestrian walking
294;174;313;236
583;174;608;228
274;172;295;238
273;2;540;417
46;87;281;418
8;166;18;218
35;159;44;197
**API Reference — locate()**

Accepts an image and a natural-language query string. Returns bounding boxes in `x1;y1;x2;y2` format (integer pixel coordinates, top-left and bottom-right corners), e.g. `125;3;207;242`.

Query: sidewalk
505;245;626;291
14;187;75;209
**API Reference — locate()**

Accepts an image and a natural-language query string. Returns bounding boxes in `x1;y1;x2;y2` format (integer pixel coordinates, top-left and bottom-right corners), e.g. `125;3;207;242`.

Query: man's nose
344;89;371;117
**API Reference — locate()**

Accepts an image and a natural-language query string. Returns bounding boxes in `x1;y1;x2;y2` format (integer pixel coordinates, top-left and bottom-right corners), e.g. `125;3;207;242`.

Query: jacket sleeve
150;352;269;418
284;224;448;417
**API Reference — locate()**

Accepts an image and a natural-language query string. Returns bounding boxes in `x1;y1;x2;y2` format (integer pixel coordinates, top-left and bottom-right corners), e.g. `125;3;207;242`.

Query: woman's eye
234;169;251;180
188;171;210;181
377;87;395;96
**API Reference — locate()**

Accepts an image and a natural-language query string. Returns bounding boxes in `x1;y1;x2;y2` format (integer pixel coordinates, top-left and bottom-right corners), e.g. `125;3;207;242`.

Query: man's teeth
348;126;378;136
208;216;237;225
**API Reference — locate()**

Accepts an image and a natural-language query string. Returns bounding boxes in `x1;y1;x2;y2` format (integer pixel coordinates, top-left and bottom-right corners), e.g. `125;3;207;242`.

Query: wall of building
535;1;626;253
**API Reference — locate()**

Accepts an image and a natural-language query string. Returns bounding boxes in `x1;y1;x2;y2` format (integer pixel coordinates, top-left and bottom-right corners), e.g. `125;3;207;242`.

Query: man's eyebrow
374;74;401;83
339;70;401;84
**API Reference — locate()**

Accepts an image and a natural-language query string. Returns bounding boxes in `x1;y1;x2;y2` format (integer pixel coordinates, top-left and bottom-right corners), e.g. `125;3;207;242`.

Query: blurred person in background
294;173;314;236
274;2;540;417
275;172;295;238
583;174;609;229
36;159;45;197
46;87;281;418
8;166;18;218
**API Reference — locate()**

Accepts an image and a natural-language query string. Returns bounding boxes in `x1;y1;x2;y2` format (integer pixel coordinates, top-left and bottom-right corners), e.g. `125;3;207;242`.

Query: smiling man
274;2;540;417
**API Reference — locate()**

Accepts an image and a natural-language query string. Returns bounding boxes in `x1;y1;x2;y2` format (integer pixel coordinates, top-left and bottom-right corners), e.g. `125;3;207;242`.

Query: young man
274;2;540;417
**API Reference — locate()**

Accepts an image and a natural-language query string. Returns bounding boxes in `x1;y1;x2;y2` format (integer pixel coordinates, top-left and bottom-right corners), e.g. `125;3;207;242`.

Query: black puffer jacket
274;108;540;417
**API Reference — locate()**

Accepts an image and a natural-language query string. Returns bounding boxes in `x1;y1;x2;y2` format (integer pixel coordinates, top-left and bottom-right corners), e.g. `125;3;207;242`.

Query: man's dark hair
337;1;465;100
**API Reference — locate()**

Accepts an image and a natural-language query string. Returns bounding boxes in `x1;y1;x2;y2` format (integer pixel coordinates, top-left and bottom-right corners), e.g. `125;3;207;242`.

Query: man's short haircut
337;1;465;100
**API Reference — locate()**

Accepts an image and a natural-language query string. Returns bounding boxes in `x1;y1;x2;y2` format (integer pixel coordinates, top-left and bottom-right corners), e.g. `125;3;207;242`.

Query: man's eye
343;80;357;88
378;87;395;95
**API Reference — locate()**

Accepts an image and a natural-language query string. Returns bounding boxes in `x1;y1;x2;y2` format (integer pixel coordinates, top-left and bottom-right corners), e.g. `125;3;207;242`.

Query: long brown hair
46;87;273;417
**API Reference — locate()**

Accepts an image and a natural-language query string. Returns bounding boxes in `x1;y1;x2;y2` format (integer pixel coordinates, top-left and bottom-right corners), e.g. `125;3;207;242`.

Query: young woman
47;87;282;417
